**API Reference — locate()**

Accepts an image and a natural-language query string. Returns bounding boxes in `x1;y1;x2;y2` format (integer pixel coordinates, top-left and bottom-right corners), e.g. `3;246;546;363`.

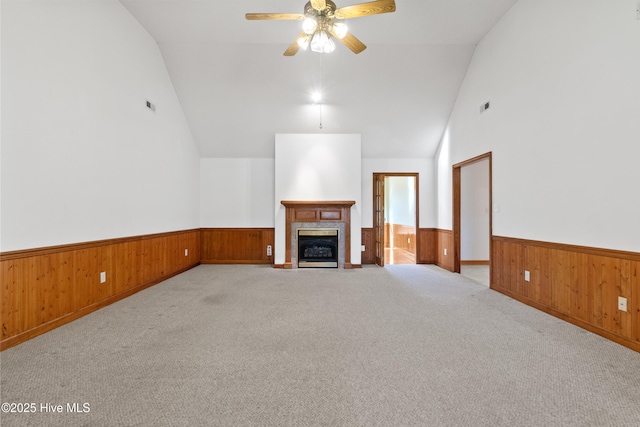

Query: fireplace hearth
298;229;338;268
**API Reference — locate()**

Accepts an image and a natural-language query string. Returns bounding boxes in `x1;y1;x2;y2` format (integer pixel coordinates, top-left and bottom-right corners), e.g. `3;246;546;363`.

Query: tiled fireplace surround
281;200;356;269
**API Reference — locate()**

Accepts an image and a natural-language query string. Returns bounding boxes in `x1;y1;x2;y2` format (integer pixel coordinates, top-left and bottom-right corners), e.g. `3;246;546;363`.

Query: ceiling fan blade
284;32;307;56
330;30;367;54
335;0;396;19
310;0;327;11
245;13;305;21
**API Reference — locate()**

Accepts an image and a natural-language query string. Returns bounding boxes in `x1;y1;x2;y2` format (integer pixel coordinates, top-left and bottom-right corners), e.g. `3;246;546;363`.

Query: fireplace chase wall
281;201;356;269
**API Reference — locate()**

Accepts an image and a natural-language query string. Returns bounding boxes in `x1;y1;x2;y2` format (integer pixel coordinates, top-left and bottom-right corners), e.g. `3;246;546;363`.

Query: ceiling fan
245;0;396;56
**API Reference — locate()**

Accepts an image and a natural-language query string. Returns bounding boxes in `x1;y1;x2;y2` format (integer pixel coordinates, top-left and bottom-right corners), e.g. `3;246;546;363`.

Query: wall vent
146;100;156;112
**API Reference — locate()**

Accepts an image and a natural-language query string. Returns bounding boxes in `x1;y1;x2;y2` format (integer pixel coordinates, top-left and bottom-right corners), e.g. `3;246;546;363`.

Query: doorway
452;153;492;286
373;173;419;266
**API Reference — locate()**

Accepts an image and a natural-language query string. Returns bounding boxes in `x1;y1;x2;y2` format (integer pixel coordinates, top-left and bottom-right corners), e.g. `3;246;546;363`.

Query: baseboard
201;260;272;264
272;263;361;269
461;260;490;265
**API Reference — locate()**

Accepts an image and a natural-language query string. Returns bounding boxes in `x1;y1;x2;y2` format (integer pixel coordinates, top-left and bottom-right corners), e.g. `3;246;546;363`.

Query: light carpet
1;264;639;426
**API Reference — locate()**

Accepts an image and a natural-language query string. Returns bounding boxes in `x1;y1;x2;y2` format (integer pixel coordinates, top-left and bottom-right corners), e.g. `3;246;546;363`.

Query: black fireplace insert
298;229;339;268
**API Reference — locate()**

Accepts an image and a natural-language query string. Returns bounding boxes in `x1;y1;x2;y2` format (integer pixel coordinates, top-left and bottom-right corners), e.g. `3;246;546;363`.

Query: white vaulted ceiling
119;0;518;158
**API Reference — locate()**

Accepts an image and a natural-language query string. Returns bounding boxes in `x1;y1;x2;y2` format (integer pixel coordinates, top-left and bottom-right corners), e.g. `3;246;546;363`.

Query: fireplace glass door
298;229;339;268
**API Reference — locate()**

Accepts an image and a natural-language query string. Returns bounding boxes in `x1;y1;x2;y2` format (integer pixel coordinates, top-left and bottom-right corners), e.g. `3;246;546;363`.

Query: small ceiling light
302;17;318;35
331;21;348;39
312;92;322;104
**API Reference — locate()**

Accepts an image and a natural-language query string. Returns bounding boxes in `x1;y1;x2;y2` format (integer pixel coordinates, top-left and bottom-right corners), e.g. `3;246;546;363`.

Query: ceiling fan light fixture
331;22;348;39
247;0;396;56
302;17;318;34
324;37;336;53
297;34;312;49
310;30;335;53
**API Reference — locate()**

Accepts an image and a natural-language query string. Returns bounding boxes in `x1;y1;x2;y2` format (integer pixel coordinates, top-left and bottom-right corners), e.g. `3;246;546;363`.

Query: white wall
200;158;274;227
201;155;435;265
274;134;362;265
1;0;200;251
436;0;640;252
461;158;490;260
435;132;452;230
386;177;416;227
362;159;435;229
0;0;3;250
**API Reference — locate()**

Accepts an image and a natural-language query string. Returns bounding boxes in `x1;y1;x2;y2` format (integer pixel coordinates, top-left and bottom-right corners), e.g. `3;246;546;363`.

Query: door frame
452;153;492;284
373;172;420;266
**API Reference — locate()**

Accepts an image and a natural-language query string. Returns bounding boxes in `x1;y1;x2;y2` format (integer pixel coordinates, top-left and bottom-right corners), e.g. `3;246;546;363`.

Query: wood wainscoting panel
491;236;640;353
417;228;436;264
436;229;454;272
0;230;201;351
200;228;274;264
361;228;374;264
631;261;640;343
384;223;391;249
388;224;416;254
363;227;435;266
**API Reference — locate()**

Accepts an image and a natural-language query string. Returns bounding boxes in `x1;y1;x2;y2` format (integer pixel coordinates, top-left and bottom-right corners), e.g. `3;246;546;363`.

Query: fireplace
298;229;339;268
280;200;356;269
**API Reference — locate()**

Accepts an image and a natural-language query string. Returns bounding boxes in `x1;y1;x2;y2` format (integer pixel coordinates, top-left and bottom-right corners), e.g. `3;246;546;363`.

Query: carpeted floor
460;265;490;286
1;264;639;426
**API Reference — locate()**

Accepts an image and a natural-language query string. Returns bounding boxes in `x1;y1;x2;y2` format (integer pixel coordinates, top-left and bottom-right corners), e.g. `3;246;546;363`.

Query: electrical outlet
267;245;272;256
100;271;106;283
618;296;628;312
524;270;530;282
444;248;447;256
184;249;188;256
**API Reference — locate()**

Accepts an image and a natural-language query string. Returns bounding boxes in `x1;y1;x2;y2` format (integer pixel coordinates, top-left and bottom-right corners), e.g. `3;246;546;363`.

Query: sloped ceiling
120;0;517;158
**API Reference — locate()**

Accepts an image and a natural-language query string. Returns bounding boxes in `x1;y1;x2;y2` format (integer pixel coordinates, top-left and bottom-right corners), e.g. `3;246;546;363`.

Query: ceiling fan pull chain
319;54;324;129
